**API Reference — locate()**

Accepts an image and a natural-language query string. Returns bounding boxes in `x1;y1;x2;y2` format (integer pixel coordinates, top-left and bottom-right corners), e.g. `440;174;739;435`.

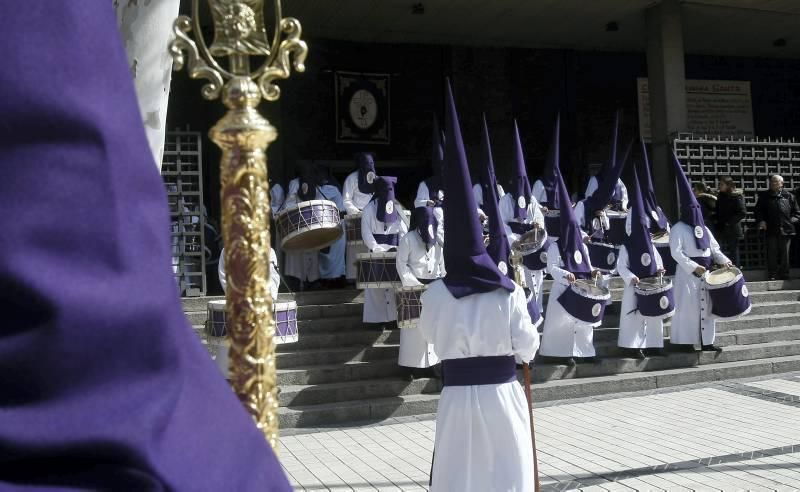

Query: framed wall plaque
335;71;390;144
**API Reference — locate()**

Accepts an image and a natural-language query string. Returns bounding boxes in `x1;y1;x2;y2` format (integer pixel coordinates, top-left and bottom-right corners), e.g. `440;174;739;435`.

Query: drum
557;279;610;326
274;301;299;344
543;210;560;239
587;241;619;274
275;199;342;251
705;267;752;319
205;299;299;376
604;210;628;245
396;285;426;329
356;252;401;289
652;232;677;276
633;277;675;319
344;212;363;245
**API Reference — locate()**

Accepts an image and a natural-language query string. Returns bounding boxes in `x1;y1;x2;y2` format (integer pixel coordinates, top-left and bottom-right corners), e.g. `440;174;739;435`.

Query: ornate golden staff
169;0;307;450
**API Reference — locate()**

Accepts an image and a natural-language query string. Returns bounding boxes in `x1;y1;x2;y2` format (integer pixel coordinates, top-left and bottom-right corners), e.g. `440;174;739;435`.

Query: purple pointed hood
425;115;445;206
672;151;711;249
442;80;514;298
410;206;438;249
584;137;632;215
480;114;513;279
540;117;560;208
637;139;670;232
356;152;377;194
625;166;659;278
546;115;562;211
556;157;593;279
510;119;533;221
0;2;290;490
373;176;399;224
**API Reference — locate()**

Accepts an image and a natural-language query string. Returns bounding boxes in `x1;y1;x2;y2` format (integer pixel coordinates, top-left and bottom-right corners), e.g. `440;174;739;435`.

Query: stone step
716;325;800;346
277;344;399;369
279;377;439;407
183;287;800;327
180;279;800;312
277;359;403;386
275;329;399;352
277;354;800;428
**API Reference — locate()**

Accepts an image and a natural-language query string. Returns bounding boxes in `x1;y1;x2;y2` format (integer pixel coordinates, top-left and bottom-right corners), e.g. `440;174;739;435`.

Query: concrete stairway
182;277;800;429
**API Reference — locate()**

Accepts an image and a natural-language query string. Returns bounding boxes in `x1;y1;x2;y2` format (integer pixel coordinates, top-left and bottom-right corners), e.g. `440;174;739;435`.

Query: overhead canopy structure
284;0;800;59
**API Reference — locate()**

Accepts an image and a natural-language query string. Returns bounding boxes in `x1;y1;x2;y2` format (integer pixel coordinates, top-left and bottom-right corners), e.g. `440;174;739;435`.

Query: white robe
532;179;547;205
472;182;505;207
281;178;320;282
500;193;547;308
395;231;445;368
361;201;408;323
270;183;285;216
616;245;665;349
584;176;629;210
419;281;539;492
669;222;729;346
343;171;374;279
317;184;346;279
539;242;598;357
218;247;279;302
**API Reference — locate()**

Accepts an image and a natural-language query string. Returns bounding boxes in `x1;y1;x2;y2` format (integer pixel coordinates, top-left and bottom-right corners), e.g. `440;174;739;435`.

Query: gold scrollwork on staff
169;0;307;451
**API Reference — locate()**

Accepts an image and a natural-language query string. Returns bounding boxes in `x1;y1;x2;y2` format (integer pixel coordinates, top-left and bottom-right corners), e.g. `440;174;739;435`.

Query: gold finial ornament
170;0;307;450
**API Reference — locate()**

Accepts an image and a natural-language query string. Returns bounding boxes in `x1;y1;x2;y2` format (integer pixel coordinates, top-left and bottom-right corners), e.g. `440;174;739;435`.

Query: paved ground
279;372;800;491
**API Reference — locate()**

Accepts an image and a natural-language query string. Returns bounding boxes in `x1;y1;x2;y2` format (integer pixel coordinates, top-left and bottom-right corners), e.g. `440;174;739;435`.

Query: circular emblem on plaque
741;285;749;298
498;261;508;275
540;251;548;264
438;190;444;201
385;200;394;215
517;196;527;209
301;182;309;195
651;210;660;222
641;253;652;267
366;171;376;184
694;226;704;239
592;303;601;317
607;252;616;266
427;224;434;239
659;296;670;310
574;250;583;264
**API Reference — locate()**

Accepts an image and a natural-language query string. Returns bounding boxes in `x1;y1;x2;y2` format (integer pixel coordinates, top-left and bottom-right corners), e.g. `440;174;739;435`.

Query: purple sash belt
442;355;517;387
373;233;399;247
691;255;713;269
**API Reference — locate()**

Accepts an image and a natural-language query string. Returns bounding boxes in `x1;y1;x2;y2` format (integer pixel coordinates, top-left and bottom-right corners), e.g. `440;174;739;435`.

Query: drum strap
372;233;399;247
690;255;713;269
442;355;517;387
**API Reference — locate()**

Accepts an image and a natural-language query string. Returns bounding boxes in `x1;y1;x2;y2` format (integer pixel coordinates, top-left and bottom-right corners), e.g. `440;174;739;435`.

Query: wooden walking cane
510;247;541;492
523;362;541;492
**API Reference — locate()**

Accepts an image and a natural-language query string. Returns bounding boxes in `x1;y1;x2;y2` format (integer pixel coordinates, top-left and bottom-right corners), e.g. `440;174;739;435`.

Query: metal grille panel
162;130;206;296
673;134;800;269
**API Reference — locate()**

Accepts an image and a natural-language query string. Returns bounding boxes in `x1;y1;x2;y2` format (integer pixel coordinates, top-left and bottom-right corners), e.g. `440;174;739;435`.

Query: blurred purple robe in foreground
0;3;290;490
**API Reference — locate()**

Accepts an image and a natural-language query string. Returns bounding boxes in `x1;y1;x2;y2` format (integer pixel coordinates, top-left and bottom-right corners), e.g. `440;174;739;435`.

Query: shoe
701;344;723;352
646;348;666;357
635;349;646;359
671;344;696;353
580;357;599;364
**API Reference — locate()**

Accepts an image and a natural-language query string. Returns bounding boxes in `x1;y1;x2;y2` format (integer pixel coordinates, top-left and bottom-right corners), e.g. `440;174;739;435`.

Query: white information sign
637;78;754;142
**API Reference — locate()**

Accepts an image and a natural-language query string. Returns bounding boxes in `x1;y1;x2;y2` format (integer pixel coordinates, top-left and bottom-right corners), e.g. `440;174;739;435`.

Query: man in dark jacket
715;176;747;266
755;175;800;280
